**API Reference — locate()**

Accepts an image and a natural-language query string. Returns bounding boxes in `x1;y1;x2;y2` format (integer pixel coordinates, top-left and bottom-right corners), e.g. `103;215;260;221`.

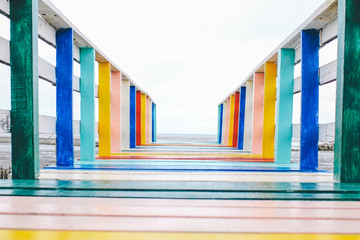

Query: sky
0;0;337;134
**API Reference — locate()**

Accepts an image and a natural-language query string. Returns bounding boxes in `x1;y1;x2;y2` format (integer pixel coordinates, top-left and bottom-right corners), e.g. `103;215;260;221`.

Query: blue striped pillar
56;28;74;167
152;103;157;142
80;48;95;161
237;86;246;150
130;86;136;148
300;29;319;171
274;48;295;164
217;104;223;144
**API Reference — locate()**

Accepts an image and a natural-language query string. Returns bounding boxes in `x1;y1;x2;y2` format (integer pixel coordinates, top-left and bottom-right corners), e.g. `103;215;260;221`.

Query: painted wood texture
55;28;74;167
136;91;142;146
110;71;121;153
232;92;240;148
141;94;146;145
274;49;295;164
237;87;246;150
262;63;277;158
252;73;265;155
243;81;253;151
334;0;360;183
9;0;40;179
218;104;223;144
80;48;95;161
300;29;319;171
130;86;136;148
152;103;156;142
228;94;235;146
98;62;111;157
120;79;130;150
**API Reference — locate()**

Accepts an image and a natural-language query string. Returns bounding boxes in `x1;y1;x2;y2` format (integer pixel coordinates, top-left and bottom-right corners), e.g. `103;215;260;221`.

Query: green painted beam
334;0;360;183
9;0;39;179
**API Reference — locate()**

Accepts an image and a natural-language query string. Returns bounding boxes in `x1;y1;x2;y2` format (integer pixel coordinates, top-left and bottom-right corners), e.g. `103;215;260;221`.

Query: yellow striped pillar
228;94;235;146
141;93;146;145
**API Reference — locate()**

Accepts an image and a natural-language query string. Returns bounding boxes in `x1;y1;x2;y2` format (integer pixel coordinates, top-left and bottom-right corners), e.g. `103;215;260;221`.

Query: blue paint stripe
300;29;319;171
237;87;246;149
130;86;136;148
152;103;155;142
56;28;74;167
218;104;223;143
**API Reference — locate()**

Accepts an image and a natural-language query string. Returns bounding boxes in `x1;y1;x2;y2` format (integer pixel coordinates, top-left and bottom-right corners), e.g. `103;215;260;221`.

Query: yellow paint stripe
98;62;111;157
141;94;146;145
228;94;235;146
108;152;264;158
0;230;358;240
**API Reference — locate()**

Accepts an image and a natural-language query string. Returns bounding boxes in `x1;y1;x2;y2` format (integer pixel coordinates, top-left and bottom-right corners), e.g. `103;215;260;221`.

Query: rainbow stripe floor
1;142;360;239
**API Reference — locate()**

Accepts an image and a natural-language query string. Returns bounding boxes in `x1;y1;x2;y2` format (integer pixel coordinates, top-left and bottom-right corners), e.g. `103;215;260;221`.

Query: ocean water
157;133;217;144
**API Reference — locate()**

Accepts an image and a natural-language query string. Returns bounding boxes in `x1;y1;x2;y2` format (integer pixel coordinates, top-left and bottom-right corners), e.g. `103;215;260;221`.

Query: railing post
80;48;95;161
334;0;360;182
111;71;121;153
300;29;319;171
237;87;246;150
252;73;265;155
130;86;137;148
10;0;40;178
274;49;295;164
120;78;130;150
217;104;223;144
243;81;253;151
232;92;240;148
56;28;74;167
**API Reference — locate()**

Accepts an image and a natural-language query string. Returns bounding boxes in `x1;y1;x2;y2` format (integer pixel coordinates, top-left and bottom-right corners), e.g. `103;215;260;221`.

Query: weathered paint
80;48;95;161
130;86;136;148
237;87;246;150
98;62;111;157
224;98;230;146
217;104;223;144
152;103;156;143
55;28;74;167
232;92;240;148
252;73;265;155
136;91;142;146
120;79;130;150
334;0;360;183
300;29;319;171
243;81;253;151
141;94;146;145
274;49;295;164
228;95;235;146
110;72;121;153
262;63;277;158
10;0;40;179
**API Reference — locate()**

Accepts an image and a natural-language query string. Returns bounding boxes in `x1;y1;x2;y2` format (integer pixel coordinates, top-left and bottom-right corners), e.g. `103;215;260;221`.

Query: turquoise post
217;104;223;144
10;0;39;179
80;48;95;161
334;0;360;183
152;104;157;142
274;49;295;164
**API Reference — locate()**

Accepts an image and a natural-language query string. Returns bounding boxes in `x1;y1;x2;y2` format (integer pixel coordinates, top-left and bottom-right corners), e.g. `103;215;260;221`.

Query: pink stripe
252;73;264;155
111;72;121;152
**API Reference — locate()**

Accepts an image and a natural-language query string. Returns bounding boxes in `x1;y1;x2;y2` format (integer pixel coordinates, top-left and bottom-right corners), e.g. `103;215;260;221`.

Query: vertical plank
145;96;149;144
262;62;277;158
300;29;319;171
274;49;295;164
217;104;223;144
10;0;39;178
243;80;253;151
228;95;235;146
130;86;136;148
232;92;240;148
221;100;227;145
98;62;111;157
110;72;121;153
237;87;246;150
80;48;95;161
334;0;360;183
252;73;265;155
120;79;130;150
141;94;146;145
224;98;230;146
148;99;153;143
136;91;142;146
55;28;74;167
152;103;156;142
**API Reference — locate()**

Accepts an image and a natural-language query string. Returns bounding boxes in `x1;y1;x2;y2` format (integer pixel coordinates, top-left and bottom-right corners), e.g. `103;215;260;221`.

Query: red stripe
233;91;240;148
136;91;142;146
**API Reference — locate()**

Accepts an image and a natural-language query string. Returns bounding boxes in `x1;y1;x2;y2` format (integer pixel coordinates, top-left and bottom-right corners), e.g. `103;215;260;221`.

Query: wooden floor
1;143;360;239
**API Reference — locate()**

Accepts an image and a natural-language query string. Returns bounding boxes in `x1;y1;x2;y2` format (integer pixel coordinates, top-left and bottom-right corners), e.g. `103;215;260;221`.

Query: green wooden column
334;0;360;183
9;0;39;179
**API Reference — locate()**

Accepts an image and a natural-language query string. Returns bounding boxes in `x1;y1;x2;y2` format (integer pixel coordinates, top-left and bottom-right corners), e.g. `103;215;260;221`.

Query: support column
111;72;121;153
120;78;130;150
237;87;246;150
334;0;360;182
232;92;240;148
262;62;277;158
145;96;149;144
228;94;235;146
98;62;111;157
148;99;153;143
221;100;227;144
10;0;39;178
152;103;157;142
217;104;223;144
243;81;253;151
80;48;95;161
136;91;142;146
224;98;230;146
300;29;319;171
56;28;74;167
252;73;265;155
130;86;136;148
274;49;295;164
141;93;146;145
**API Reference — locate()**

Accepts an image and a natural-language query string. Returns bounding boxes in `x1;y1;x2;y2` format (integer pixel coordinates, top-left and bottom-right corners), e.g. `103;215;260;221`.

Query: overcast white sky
0;0;337;134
